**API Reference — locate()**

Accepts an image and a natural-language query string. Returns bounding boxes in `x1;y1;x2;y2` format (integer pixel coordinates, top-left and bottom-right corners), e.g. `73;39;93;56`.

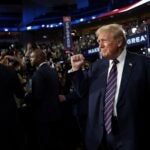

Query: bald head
30;48;47;66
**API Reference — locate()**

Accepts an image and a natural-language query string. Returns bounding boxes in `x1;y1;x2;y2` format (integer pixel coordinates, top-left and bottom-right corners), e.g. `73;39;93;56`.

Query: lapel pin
129;63;132;67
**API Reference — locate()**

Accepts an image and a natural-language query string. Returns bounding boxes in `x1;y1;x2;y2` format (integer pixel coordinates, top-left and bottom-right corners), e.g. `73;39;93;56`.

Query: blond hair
96;24;127;47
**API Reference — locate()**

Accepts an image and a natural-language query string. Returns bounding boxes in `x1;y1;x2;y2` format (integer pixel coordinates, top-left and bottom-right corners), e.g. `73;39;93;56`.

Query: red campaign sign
63;16;71;22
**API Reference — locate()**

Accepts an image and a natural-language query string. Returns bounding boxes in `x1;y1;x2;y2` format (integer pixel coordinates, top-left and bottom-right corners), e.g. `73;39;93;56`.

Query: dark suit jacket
30;63;62;123
0;64;24;149
72;51;150;150
28;63;64;149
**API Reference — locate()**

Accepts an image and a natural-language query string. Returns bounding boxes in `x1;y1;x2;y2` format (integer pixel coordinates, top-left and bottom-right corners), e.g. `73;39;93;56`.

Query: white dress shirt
107;49;127;116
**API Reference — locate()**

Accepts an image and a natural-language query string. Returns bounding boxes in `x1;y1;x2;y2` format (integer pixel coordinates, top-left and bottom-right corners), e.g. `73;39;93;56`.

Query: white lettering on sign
127;34;147;45
88;47;99;54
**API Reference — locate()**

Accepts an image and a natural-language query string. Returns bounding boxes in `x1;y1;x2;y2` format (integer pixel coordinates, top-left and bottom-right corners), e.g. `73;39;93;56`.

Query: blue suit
72;51;150;150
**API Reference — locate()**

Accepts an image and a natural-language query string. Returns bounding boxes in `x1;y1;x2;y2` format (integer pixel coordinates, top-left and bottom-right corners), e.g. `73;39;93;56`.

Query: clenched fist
71;54;85;71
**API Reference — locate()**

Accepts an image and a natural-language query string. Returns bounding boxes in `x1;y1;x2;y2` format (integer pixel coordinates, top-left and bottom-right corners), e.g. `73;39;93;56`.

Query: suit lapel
92;60;109;125
90;59;109;106
117;52;135;107
99;60;109;102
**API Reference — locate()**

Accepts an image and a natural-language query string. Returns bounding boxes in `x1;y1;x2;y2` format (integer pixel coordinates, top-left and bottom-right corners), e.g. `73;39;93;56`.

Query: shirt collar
36;61;47;70
110;48;127;65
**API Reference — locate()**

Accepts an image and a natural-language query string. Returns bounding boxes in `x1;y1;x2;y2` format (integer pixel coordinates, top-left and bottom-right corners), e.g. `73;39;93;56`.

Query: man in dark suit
0;63;25;150
28;48;64;150
70;24;150;150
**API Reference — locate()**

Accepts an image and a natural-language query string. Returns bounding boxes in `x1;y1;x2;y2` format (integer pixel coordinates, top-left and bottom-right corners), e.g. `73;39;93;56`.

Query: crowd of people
0;20;149;150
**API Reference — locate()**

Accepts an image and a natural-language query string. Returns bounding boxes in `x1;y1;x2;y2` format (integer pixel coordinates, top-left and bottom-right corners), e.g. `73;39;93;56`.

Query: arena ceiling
0;0;148;28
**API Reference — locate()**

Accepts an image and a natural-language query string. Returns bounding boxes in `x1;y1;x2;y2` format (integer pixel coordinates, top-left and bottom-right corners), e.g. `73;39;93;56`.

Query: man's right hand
71;54;85;71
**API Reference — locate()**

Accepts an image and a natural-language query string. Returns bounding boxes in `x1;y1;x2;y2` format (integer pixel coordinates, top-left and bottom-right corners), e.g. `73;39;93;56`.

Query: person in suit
27;48;64;150
0;63;25;150
70;23;150;150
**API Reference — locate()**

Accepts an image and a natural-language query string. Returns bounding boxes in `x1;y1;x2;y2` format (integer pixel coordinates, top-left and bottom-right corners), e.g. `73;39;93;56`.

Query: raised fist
71;54;85;71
